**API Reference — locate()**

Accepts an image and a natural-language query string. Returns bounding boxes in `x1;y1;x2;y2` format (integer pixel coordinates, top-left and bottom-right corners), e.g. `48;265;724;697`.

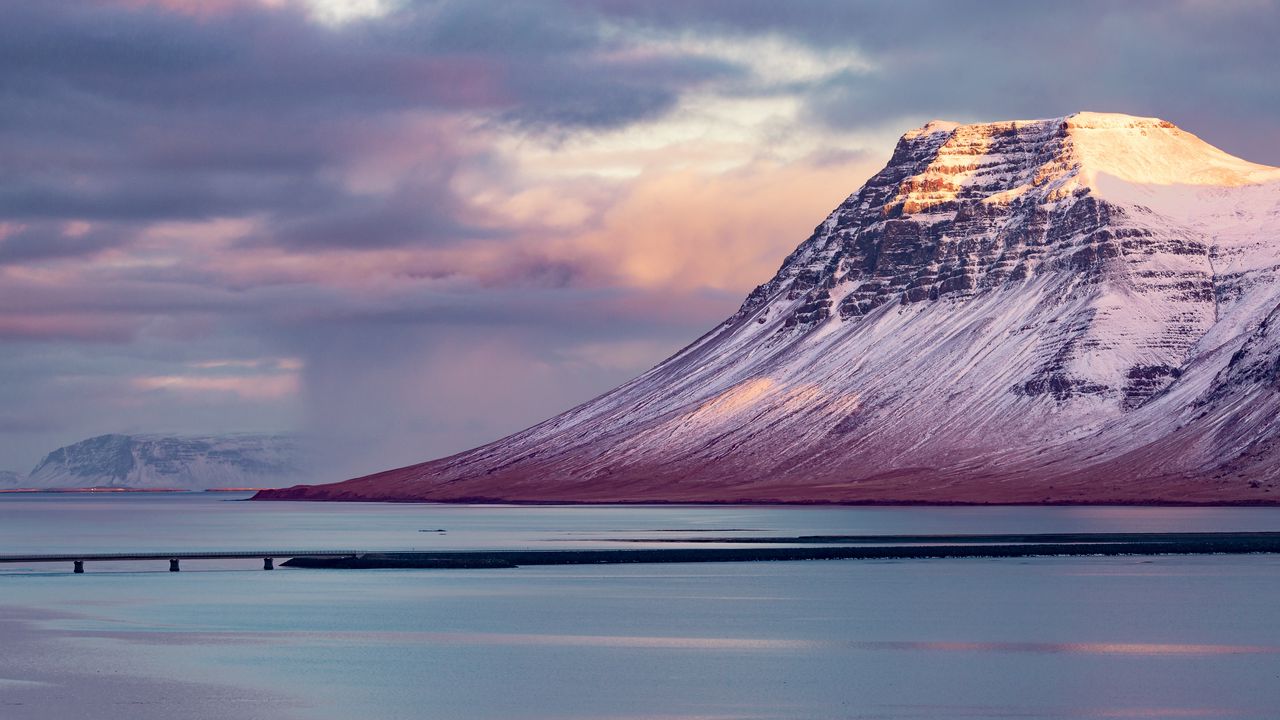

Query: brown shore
250;493;1280;507
281;531;1280;569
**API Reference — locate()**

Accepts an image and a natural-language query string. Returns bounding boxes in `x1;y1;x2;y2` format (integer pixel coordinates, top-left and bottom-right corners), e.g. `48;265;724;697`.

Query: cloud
0;221;138;264
544;155;877;293
578;0;1280;163
132;373;300;400
187;357;303;370
1;0;1276;472
0;314;142;344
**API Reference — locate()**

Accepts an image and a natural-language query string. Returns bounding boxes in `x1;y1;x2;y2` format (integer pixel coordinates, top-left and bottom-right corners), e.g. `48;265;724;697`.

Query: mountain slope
28;433;310;489
258;112;1280;504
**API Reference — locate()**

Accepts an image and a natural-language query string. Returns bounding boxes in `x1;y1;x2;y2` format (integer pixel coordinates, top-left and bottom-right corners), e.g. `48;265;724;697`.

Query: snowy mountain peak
1065;112;1280;187
902;119;962;139
258;113;1280;505
896;112;1278;201
27;433;311;489
734;112;1280;337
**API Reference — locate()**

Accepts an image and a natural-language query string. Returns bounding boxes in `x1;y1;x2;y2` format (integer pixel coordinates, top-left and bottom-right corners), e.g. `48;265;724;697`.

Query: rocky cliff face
258;112;1280;504
28;433;309;489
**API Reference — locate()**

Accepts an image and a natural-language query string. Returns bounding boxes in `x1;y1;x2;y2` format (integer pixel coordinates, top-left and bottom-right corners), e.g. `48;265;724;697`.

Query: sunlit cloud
117;0;398;25
295;0;398;25
132;373;300;400
623;30;875;88
529;156;879;293
187;357;304;371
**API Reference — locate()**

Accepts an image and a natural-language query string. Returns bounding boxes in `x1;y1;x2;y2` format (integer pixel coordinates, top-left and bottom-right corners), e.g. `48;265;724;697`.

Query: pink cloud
131;373;300;400
523;155;882;294
0;314;141;343
109;0;259;20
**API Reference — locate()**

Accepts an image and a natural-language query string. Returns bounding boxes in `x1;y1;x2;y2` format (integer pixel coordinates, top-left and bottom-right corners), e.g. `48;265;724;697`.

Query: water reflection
61;626;1280;656
6;492;1280;555
843;640;1280;655
3;495;1280;720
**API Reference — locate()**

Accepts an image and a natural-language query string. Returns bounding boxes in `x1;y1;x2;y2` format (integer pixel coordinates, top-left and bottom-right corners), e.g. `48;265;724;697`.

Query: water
3;494;1280;720
7;492;1280;554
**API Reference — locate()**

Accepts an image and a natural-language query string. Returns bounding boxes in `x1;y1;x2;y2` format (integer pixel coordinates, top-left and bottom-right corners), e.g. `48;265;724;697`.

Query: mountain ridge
24;433;310;490
257;112;1280;504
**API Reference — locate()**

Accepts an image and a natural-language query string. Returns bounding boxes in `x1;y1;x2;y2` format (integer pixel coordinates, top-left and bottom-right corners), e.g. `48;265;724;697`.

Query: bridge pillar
73;560;84;574
169;558;180;572
263;557;274;570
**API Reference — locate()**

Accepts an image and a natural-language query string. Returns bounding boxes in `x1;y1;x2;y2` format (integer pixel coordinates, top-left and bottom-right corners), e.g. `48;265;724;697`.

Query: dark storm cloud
401;1;741;128
0;170;347;221
0;222;131;264
251;167;499;250
0;0;739;248
0;1;625;122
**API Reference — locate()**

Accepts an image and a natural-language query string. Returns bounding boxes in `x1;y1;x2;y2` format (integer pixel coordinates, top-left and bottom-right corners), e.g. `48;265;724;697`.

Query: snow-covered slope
28;434;310;489
259;112;1280;504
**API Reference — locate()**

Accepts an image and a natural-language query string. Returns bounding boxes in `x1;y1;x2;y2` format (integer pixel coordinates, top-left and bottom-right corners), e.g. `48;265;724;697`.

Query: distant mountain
0;470;24;488
28;433;310;490
259;112;1280;505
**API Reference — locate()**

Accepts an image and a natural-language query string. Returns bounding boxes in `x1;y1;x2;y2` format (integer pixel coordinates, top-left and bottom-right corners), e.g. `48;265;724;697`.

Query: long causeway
6;532;1280;573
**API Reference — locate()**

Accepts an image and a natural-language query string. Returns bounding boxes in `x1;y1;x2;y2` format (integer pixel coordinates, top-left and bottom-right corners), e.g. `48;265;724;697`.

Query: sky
2;0;1278;478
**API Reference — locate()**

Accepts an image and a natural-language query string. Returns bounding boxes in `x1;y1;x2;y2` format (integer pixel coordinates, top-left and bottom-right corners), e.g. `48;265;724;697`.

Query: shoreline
248;494;1280;508
282;532;1280;569
6;490;1279;507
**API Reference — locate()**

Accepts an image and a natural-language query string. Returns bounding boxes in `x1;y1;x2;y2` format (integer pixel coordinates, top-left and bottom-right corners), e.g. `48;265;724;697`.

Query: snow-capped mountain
28;433;310;489
0;470;24;488
259;112;1280;504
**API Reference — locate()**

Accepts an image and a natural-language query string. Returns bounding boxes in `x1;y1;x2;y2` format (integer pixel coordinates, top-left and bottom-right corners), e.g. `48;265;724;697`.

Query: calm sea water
3;493;1280;720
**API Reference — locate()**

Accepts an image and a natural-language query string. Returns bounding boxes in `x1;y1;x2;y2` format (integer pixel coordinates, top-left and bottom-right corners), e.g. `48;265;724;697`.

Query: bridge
0;550;363;573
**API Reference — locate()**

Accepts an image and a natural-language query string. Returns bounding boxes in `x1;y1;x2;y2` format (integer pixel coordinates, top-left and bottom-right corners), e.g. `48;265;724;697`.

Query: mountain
0;470;24;488
28;433;310;490
257;112;1280;505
